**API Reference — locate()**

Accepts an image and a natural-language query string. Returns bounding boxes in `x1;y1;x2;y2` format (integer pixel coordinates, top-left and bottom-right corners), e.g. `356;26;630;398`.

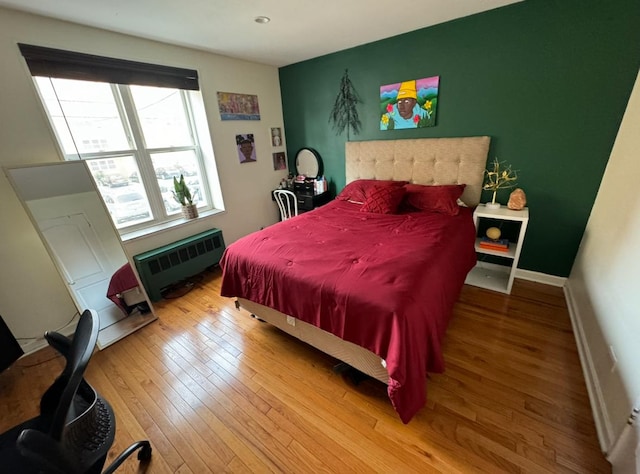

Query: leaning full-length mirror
6;161;156;349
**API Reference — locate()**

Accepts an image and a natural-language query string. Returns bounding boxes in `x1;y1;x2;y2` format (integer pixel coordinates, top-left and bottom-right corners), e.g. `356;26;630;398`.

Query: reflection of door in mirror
6;161;157;350
39;214;114;315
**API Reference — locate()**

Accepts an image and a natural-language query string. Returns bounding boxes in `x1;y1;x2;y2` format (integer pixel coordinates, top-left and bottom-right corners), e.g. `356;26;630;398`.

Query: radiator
133;228;225;301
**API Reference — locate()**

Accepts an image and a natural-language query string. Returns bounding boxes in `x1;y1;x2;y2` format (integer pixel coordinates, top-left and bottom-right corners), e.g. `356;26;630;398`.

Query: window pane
130;86;193;148
33;74;217;231
87;156;153;228
151;150;207;214
35;77;130;155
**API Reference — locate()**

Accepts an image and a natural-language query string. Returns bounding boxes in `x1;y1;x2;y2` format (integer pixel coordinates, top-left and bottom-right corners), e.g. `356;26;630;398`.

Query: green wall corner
279;0;640;277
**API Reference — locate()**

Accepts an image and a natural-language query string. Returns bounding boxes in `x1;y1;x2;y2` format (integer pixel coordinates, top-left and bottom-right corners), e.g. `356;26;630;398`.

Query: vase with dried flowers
483;158;518;209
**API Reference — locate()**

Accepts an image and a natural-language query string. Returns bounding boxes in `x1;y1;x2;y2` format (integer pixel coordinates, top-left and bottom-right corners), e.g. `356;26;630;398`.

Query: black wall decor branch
328;69;361;140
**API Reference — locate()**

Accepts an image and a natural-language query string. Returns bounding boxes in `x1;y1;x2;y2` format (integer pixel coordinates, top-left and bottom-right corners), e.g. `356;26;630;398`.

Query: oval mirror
294;148;323;179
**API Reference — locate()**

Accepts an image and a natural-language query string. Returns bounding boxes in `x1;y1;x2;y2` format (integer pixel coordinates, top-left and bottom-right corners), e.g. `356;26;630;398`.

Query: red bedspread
220;200;476;423
107;263;139;315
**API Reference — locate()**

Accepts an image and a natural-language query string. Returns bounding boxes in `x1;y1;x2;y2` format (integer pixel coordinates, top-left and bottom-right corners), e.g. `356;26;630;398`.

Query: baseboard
564;280;613;451
513;268;611;444
19;339;48;357
19;323;77;357
515;268;566;287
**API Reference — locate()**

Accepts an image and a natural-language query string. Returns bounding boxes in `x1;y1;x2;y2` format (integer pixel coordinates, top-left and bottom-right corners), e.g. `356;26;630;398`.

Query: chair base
0;417;45;474
102;440;152;474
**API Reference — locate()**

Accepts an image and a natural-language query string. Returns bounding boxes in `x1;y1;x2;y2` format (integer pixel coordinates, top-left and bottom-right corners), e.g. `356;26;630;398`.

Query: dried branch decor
483;158;518;205
328;69;361;140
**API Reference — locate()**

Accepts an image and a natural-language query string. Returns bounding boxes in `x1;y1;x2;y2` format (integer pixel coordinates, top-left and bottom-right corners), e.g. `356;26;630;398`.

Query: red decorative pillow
403;184;466;215
336;179;407;203
360;185;407;214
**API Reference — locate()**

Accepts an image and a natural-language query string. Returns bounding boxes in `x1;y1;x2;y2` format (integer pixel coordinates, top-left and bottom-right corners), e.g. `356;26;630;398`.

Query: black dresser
293;181;331;211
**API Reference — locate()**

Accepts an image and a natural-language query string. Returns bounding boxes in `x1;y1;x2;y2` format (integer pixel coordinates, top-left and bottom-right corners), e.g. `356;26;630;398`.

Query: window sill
119;208;224;243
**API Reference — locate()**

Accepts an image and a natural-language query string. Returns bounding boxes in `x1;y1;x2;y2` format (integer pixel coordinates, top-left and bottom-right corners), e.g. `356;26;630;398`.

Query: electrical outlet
286;315;296;326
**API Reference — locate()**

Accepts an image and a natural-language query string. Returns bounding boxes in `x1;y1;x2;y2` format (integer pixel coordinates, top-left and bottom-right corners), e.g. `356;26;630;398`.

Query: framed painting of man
380;76;439;130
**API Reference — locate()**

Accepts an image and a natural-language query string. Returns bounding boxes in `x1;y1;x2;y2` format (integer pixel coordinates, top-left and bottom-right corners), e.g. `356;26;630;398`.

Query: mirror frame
5;161;157;350
294;147;323;179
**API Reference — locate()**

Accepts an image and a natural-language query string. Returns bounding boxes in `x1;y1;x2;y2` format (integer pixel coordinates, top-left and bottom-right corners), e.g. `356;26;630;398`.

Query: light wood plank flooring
0;269;610;473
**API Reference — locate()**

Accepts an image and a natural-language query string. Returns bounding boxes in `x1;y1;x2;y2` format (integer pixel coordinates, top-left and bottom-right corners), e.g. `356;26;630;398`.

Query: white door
39;213;125;327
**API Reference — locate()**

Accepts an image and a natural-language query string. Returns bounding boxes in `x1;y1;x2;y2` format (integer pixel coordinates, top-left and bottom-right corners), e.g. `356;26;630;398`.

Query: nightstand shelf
465;205;529;294
473;237;517;259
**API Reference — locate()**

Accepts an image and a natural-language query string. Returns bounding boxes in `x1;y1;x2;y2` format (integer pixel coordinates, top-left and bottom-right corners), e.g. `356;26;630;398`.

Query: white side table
465;204;529;294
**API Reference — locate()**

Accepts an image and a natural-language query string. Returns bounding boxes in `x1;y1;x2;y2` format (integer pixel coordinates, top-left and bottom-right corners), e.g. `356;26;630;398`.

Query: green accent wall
279;0;640;277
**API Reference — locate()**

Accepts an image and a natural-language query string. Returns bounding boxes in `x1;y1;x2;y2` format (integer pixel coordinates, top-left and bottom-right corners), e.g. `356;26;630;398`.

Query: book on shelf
478;243;510;252
479;237;509;248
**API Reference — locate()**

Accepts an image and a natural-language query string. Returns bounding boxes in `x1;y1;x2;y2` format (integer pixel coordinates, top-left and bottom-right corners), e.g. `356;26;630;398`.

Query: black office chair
0;309;152;473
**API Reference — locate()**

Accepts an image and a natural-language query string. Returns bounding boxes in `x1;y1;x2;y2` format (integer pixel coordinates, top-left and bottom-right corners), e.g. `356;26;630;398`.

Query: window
19;44;221;233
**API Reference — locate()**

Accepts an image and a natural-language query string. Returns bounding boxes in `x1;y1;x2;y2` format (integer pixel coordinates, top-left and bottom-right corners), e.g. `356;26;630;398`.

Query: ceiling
0;0;521;67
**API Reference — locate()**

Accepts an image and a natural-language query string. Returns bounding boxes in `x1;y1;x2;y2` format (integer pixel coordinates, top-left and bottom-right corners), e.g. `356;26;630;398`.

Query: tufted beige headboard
345;136;490;207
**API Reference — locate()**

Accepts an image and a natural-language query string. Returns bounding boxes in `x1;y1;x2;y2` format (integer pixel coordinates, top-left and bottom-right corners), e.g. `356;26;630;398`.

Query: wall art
380;76;439;130
329;69;361;140
236;134;256;163
272;152;287;171
217;92;260;120
270;127;282;147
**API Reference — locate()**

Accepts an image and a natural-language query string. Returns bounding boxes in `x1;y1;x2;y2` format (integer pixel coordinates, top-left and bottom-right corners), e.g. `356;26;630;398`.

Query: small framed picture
270;127;282;147
272;152;287;171
236;133;256;163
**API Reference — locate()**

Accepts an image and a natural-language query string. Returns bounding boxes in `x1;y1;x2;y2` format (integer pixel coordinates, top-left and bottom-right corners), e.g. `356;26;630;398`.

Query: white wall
0;7;287;344
566;70;640;460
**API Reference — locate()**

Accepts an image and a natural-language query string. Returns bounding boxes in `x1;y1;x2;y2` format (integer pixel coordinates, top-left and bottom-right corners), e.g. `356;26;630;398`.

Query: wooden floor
0;269;610;473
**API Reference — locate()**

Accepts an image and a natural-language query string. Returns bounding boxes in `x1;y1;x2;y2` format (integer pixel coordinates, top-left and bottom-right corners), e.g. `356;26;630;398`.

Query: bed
220;136;490;423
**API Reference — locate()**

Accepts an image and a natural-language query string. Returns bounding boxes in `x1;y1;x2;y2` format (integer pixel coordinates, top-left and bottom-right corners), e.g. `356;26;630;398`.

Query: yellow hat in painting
396;80;417;100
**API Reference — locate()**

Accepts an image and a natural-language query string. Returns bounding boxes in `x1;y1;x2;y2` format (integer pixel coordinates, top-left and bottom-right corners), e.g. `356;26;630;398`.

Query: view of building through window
34;77;211;230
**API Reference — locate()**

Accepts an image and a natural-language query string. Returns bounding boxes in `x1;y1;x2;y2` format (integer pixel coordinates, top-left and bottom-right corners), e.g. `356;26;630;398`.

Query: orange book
480;237;509;248
479;243;509;252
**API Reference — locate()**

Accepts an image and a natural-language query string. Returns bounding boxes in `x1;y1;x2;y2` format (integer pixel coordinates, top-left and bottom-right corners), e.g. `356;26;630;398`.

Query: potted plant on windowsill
173;174;198;219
